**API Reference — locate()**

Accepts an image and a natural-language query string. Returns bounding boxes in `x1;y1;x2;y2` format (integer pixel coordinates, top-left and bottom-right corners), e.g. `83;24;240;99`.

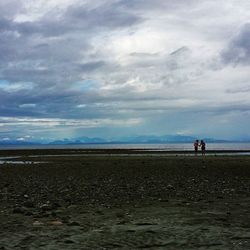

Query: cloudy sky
1;0;250;141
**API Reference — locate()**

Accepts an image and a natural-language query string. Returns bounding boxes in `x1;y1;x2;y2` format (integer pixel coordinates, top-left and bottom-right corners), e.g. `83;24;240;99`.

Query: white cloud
0;117;142;128
0;82;34;92
19;104;37;108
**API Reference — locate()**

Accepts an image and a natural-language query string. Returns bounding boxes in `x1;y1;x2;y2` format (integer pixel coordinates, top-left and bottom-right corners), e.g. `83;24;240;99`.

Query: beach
0;149;250;249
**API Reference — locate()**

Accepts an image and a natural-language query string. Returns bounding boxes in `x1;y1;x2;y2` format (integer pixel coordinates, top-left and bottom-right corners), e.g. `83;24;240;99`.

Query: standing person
193;140;199;156
200;140;206;156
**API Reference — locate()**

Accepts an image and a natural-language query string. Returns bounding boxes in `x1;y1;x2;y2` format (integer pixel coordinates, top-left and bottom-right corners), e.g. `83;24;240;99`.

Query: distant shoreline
1;142;250;152
1;148;250;156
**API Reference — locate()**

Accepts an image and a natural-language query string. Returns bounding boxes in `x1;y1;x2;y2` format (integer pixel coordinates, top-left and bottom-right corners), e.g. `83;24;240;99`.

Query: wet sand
0;150;250;249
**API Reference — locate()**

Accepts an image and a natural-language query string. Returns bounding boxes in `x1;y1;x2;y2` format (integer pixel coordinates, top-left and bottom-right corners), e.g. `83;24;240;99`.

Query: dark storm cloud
0;0;23;18
0;37;91;85
0;31;89;85
0;18;12;31
66;2;143;29
15;20;70;37
222;23;250;65
77;61;106;72
0;0;143;87
1;1;143;38
119;0;197;11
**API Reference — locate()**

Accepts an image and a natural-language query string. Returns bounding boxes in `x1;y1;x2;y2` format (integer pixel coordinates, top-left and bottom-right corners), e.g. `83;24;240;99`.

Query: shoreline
1;148;250;155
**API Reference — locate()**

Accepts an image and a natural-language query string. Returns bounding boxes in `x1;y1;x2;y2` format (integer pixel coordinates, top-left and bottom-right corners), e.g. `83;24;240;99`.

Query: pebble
68;221;80;226
49;220;63;226
40;204;53;211
159;199;169;202
167;184;174;189
33;221;44;226
13;207;26;214
64;240;75;244
23;201;35;208
25;211;33;216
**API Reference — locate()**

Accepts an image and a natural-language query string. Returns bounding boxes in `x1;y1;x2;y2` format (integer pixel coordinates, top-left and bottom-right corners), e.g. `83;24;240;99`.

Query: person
193;140;199;156
200;140;206;156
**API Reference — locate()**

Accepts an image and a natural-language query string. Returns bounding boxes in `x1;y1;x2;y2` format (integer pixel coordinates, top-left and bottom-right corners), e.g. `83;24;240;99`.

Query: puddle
0;156;21;160
0;156;47;165
0;160;45;165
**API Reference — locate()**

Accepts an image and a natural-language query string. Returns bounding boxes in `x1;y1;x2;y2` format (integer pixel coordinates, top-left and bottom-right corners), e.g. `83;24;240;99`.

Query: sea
0;143;250;151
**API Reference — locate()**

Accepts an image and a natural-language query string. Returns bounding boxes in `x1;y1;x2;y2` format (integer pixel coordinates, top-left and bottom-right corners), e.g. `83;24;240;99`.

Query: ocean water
0;143;250;151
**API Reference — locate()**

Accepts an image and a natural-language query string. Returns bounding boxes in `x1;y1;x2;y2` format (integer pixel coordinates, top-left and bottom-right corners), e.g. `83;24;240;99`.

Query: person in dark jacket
193;140;199;156
200;140;206;156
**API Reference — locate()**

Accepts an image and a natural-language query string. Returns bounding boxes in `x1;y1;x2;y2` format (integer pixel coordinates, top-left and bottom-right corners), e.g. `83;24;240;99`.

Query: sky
0;0;250;142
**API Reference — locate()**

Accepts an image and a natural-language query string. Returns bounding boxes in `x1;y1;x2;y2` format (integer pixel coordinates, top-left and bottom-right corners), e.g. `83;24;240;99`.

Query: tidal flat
0;149;250;249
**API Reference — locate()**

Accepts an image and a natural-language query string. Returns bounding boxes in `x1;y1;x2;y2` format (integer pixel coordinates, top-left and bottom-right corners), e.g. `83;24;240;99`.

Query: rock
95;210;104;215
135;222;158;226
67;205;77;209
64;198;71;203
51;211;57;217
68;221;80;226
64;240;75;244
33;220;44;226
49;220;63;226
117;220;127;225
13;207;26;214
217;196;223;199
40;212;50;218
126;229;136;233
25;211;34;216
115;211;124;218
60;216;71;223
40;204;53;211
52;202;61;209
159;199;169;202
23;201;35;208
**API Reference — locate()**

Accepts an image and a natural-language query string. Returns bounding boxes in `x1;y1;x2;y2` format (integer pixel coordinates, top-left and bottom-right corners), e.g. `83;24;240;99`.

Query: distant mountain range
0;135;245;145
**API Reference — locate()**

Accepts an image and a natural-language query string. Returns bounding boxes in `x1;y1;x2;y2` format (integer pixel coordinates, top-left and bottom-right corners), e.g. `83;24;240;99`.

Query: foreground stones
0;153;250;249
